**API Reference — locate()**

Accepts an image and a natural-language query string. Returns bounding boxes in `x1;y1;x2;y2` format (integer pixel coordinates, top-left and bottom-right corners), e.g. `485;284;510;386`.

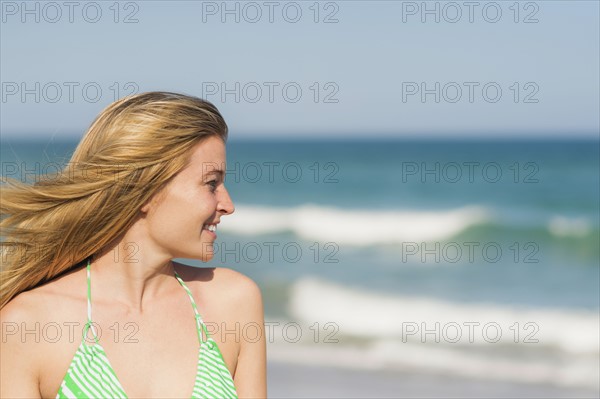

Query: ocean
1;137;599;396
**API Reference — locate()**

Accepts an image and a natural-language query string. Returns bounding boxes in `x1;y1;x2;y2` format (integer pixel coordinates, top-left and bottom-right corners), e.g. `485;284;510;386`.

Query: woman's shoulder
1;267;86;323
174;263;261;294
1;288;44;324
0;271;86;381
0;290;46;398
173;263;263;315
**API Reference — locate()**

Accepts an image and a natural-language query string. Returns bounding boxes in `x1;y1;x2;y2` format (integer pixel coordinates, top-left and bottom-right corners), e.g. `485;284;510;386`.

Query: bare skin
0;137;267;398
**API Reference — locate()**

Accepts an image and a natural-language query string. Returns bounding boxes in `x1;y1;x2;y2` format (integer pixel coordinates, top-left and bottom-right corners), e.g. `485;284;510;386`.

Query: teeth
204;224;217;232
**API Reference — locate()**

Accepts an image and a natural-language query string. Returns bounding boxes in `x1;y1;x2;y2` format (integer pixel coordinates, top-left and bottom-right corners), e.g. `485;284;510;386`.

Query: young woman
0;92;267;398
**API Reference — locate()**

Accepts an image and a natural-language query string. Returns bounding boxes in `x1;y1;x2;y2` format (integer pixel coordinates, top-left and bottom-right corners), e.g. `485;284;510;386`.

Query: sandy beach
267;361;600;399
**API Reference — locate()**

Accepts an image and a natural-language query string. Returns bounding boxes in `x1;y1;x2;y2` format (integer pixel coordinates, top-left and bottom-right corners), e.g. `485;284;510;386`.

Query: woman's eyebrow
204;170;224;179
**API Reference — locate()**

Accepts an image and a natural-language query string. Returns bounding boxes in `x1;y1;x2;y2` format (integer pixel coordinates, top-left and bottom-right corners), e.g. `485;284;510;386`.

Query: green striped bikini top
56;260;238;399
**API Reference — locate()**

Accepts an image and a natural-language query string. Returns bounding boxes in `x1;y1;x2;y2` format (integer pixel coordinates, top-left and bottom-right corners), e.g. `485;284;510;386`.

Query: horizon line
1;130;599;142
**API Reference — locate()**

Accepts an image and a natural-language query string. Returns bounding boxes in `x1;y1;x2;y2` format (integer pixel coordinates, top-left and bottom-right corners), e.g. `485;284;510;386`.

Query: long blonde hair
0;92;228;309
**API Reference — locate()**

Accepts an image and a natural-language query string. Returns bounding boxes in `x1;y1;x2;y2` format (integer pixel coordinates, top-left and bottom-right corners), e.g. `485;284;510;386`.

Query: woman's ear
140;200;152;214
140;187;166;215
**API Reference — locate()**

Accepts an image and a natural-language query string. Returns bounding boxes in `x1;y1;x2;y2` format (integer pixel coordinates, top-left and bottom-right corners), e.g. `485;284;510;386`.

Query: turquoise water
2;138;598;309
222;139;599;305
2;137;599;390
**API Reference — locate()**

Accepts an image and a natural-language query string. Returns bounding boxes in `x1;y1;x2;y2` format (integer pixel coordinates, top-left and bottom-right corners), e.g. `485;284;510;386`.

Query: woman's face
141;135;234;262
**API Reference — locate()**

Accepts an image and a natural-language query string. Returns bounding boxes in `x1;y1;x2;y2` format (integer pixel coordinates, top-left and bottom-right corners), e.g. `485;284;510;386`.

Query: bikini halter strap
84;259;210;346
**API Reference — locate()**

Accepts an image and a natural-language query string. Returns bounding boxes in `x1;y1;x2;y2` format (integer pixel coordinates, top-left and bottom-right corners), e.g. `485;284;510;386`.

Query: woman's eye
207;180;218;192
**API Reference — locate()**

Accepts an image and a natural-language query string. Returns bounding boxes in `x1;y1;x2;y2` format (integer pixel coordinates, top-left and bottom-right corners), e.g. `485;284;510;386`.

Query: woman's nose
218;186;235;215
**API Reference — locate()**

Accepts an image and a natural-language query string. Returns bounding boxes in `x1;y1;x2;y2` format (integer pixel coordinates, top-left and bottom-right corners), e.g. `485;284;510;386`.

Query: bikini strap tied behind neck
84;258;100;344
173;270;210;344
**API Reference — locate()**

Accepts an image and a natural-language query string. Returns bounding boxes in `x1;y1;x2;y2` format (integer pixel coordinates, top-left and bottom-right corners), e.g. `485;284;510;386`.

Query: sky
1;0;599;140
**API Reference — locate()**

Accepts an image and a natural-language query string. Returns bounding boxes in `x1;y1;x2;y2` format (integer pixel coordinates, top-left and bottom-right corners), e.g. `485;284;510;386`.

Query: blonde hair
0;91;228;309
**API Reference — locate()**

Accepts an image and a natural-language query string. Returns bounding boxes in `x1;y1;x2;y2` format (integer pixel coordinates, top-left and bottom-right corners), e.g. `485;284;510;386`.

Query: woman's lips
204;229;216;238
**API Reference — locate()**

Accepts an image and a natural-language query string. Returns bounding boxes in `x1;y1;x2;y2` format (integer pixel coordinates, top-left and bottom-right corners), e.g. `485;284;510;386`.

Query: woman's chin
174;244;215;262
199;243;215;262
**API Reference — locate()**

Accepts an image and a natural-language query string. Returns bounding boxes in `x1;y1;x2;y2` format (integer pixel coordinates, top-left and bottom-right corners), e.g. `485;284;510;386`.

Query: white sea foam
287;277;600;354
548;215;593;237
220;203;491;246
266;338;600;390
263;277;600;390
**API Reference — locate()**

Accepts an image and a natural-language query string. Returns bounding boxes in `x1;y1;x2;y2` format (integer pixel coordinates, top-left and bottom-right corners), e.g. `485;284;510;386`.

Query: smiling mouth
203;224;217;233
202;224;217;238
